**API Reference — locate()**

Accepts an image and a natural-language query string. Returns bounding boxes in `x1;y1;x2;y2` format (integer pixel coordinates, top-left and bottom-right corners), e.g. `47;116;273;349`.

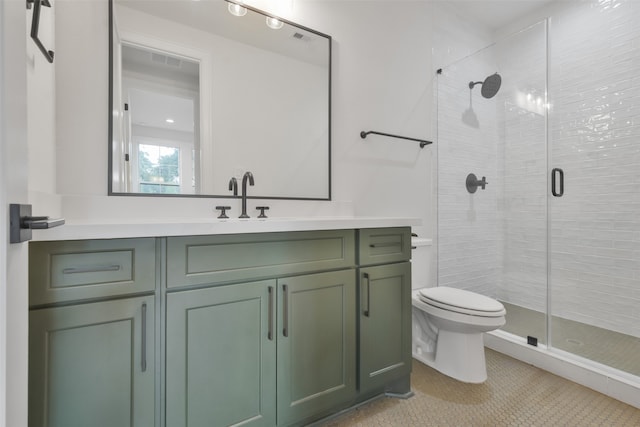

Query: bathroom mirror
109;0;331;199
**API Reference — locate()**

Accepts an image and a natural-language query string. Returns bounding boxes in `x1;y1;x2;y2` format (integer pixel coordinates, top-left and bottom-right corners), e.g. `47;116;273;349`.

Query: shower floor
500;302;640;377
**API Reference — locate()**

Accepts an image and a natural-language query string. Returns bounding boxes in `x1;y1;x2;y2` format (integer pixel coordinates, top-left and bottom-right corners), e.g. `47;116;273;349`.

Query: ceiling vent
151;52;182;68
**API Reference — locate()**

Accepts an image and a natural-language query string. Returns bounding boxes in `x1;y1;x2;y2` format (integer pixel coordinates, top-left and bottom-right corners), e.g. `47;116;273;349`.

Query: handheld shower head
469;72;502;99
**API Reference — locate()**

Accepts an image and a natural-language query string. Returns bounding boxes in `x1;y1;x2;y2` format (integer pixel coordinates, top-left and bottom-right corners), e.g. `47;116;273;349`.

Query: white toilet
411;237;506;383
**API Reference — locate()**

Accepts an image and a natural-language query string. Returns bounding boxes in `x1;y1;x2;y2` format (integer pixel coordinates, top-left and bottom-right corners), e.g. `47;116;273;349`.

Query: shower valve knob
466;173;488;193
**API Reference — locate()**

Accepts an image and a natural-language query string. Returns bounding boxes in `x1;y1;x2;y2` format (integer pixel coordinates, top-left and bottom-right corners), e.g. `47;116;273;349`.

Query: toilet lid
419;287;506;317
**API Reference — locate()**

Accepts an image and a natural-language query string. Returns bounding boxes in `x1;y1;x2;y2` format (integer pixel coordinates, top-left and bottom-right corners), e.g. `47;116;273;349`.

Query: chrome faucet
239;171;255;218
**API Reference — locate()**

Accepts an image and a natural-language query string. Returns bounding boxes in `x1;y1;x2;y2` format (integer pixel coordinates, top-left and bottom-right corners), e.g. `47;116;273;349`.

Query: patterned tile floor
319;349;640;426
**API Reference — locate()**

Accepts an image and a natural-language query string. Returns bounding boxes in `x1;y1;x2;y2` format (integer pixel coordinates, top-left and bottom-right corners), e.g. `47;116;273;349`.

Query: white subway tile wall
437;0;639;339
495;21;548;315
548;0;640;338
437;22;547;314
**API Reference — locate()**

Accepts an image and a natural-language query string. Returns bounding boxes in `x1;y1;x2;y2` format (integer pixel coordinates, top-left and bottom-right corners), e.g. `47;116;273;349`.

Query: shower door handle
551;168;564;197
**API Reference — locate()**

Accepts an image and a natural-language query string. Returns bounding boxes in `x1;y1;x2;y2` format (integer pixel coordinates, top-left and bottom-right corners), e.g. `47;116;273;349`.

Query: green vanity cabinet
358;227;411;267
165;279;277;427
166;230;356;289
28;295;156;427
358;262;412;395
28;238;158;427
29;238;156;306
276;269;356;426
165;269;356;427
29;227;412;426
357;227;412;397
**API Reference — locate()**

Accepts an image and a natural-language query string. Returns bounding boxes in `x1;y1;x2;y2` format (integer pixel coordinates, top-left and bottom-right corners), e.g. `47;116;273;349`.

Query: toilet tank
411;237;433;291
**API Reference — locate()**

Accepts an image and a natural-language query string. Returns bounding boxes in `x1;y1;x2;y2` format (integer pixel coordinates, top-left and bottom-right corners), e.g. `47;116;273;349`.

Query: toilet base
413;330;488;384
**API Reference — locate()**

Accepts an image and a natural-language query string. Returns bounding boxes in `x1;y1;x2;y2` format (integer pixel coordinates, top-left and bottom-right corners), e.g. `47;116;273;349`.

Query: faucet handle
256;206;269;219
215;206;231;219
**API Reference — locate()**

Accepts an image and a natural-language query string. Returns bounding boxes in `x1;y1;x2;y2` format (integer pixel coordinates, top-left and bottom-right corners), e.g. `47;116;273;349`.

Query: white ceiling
444;0;555;30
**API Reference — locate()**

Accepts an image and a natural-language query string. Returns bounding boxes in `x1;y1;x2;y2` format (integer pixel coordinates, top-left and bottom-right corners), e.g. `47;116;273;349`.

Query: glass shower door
547;0;640;376
436;21;548;344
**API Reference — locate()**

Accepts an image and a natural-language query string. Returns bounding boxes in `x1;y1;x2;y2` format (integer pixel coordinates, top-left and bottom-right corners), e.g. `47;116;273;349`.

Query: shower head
469;72;502;99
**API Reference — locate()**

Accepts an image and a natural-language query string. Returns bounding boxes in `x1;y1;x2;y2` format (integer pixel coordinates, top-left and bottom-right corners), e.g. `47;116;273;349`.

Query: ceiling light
166;118;175;124
266;16;284;29
228;2;247;17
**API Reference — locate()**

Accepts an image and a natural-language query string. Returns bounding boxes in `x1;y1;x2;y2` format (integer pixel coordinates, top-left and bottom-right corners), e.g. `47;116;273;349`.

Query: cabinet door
277;270;356;426
359;262;412;393
29;296;155;427
166;280;276;427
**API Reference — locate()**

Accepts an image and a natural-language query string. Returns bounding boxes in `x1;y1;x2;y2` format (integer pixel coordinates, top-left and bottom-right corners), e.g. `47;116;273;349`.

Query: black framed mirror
109;0;331;199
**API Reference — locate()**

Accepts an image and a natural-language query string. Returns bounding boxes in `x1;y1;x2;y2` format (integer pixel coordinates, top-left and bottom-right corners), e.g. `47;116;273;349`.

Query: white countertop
32;216;421;241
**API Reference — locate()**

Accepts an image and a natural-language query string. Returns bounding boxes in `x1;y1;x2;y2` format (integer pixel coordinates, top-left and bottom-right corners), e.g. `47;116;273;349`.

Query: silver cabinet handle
362;273;370;317
62;265;121;274
268;286;274;341
282;284;289;337
141;302;147;372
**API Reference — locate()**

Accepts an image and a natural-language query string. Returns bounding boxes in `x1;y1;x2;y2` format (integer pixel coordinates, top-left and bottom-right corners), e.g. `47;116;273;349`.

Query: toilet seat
418;287;505;317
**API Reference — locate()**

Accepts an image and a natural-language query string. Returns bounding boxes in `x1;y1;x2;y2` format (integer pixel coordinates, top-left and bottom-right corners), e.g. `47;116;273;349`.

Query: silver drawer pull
62;265;121;274
369;242;400;248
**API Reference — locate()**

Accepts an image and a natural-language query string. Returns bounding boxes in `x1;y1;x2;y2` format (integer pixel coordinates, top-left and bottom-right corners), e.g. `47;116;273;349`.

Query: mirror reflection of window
121;43;200;195
132;136;195;194
137;144;181;194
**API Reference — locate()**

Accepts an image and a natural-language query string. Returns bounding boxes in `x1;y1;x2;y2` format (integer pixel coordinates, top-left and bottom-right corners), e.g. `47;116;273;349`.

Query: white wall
56;0;110;201
27;0;59;217
54;0;435;239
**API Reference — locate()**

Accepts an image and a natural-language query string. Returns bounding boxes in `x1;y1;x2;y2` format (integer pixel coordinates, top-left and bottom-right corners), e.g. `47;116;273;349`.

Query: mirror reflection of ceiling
123;44;198;133
122;44;199;86
116;0;328;68
128;88;195;133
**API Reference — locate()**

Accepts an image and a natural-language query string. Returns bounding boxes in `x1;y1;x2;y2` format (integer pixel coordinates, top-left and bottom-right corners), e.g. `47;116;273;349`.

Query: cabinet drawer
358;227;411;266
29;239;156;306
167;230;355;288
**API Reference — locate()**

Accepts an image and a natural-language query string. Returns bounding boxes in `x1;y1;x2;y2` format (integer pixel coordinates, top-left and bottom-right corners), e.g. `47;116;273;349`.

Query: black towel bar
360;130;432;148
27;0;54;63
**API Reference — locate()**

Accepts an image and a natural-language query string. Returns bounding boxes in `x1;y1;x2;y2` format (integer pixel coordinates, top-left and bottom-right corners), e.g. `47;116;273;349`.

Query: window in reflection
137;144;181;194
